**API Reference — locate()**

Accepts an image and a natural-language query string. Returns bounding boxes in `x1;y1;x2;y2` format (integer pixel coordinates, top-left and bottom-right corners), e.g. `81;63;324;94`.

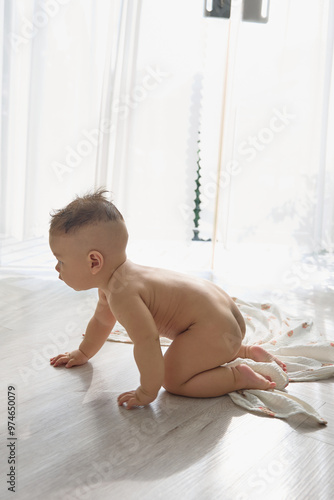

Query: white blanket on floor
108;299;334;424
227;299;334;424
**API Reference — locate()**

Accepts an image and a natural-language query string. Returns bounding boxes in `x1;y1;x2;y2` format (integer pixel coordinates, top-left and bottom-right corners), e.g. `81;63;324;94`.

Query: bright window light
261;0;269;18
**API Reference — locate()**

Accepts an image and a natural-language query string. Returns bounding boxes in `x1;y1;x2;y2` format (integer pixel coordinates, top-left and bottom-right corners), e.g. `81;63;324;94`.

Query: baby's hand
50;349;88;368
117;386;157;410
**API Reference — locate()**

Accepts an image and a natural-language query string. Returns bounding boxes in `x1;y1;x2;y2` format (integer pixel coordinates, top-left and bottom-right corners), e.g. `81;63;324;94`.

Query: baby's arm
50;289;116;368
113;294;164;409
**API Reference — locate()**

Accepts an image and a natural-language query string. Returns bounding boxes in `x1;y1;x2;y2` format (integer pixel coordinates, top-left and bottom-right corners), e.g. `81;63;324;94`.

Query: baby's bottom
163;326;286;398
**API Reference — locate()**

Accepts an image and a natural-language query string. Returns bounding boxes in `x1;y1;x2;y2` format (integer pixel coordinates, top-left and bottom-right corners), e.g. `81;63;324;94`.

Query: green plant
192;137;202;241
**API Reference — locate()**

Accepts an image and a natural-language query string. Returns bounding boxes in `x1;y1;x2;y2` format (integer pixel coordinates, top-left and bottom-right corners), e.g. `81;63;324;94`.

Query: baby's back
117;261;242;340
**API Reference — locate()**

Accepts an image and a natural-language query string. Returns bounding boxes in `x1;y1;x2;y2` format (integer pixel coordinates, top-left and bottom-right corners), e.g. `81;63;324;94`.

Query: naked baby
49;189;287;409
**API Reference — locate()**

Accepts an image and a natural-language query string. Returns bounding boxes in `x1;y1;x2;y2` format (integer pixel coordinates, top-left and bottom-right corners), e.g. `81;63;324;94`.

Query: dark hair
49;188;124;234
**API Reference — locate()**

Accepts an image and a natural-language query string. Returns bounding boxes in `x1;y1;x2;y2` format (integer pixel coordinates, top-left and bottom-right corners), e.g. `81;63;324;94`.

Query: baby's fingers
65;357;76;368
125;398;137;410
117;392;131;405
50;353;70;367
118;391;137;410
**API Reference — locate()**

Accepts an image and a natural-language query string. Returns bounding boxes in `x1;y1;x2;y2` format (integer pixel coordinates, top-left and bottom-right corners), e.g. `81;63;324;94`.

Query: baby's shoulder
107;260;145;297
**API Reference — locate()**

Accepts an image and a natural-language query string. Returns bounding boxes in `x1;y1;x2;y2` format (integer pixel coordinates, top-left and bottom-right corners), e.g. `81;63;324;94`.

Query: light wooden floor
1;241;334;500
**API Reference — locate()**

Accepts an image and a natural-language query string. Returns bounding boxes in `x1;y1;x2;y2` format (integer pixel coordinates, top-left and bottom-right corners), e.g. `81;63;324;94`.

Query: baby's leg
235;345;287;372
163;327;276;398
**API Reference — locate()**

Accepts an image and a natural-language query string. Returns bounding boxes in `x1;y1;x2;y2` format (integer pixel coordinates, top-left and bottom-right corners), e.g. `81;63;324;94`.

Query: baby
49;189;286;409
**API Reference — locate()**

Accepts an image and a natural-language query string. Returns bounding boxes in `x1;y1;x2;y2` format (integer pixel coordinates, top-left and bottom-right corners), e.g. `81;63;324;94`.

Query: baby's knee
162;367;183;395
162;378;181;396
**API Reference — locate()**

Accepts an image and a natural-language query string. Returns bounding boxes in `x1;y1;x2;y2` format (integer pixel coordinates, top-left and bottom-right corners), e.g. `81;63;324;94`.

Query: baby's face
49;232;93;291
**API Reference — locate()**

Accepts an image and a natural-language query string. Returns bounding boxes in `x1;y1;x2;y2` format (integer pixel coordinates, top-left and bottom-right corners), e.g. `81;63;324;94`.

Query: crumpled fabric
227;298;334;424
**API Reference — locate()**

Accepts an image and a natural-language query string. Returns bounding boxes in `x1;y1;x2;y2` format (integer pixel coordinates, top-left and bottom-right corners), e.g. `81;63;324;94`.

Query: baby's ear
88;251;104;275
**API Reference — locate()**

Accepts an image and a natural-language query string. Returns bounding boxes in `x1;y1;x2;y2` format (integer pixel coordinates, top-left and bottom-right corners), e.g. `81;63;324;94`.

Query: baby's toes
275;358;287;372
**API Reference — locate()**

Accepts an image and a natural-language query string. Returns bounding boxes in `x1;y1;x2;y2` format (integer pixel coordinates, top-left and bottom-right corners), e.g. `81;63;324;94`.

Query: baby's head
49;189;128;291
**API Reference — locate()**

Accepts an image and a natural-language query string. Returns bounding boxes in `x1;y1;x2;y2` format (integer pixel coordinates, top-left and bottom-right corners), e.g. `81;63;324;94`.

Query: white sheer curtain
203;0;334;280
103;0;207;245
94;0;142;206
318;0;334;253
0;0;207;271
0;0;114;242
1;0;333;275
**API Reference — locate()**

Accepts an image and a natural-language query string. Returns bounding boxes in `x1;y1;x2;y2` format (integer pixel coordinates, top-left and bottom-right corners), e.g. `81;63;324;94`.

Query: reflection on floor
1;238;333;499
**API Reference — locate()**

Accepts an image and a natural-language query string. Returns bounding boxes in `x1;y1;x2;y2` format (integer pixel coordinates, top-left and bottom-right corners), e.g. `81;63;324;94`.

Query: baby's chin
58;277;95;292
71;283;95;292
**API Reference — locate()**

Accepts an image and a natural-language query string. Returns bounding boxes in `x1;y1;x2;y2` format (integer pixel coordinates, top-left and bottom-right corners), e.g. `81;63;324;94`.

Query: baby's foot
245;345;287;372
235;364;276;391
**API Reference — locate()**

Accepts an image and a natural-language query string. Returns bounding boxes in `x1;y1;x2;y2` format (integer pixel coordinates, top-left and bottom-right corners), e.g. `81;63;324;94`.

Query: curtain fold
315;0;334;253
95;0;143;214
1;0;35;240
1;0;117;242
